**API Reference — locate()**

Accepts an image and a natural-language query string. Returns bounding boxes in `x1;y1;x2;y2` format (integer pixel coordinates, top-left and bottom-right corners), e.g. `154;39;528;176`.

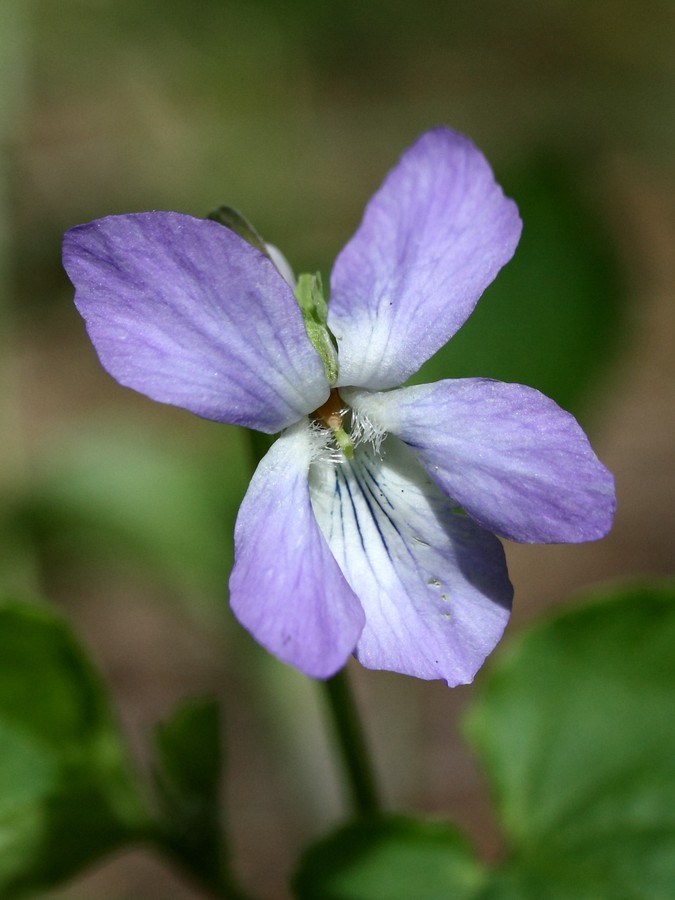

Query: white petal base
310;435;512;686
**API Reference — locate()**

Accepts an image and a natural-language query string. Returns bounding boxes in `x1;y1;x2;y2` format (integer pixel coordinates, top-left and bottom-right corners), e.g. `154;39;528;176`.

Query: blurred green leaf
295;584;675;899
411;156;623;415
18;424;248;601
292;816;486;900
465;581;675;900
155;698;221;806
152;697;246;899
153;699;221;872
0;598;147;896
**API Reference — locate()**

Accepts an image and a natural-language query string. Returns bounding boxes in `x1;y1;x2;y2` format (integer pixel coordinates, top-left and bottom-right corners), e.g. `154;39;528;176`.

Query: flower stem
321;668;381;818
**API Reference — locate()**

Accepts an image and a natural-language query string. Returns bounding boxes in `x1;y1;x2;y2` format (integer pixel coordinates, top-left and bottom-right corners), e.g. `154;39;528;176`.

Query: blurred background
1;0;674;897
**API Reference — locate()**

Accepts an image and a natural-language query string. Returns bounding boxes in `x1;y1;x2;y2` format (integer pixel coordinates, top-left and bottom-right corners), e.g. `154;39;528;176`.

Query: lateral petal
309;437;512;686
229;423;365;679
347;380;616;544
63;213;329;433
328;128;521;389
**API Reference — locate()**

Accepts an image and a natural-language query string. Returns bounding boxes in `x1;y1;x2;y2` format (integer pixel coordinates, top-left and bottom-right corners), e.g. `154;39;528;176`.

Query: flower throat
311;388;354;459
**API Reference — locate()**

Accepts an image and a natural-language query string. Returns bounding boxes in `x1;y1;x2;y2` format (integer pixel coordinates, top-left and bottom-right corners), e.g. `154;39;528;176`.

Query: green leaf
292;815;487;900
0;598;147;896
152;698;244;898
153;698;222;867
154;698;221;811
465;581;675;900
410;155;624;416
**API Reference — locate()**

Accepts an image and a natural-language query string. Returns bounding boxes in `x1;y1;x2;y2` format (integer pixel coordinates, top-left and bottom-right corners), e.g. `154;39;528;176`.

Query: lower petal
309;436;512;686
229;423;365;679
347;380;616;544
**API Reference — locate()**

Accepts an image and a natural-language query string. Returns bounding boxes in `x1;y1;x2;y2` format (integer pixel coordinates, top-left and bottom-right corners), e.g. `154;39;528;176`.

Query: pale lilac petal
265;243;295;287
63;213;329;433
309;436;512;686
347;380;616;544
328;128;522;390
229;423;365;679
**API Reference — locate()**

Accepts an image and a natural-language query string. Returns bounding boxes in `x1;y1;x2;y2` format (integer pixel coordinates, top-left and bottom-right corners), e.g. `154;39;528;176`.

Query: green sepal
294;272;339;385
207;206;269;258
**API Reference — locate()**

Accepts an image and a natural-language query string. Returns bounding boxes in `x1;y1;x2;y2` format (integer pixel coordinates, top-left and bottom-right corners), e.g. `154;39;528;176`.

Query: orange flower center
311;388;346;431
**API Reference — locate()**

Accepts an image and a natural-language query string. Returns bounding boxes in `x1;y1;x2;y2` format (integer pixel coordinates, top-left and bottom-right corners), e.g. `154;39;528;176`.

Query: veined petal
229;423;365;679
328;128;521;390
63;213;329;433
347;380;616;544
309;436;512;686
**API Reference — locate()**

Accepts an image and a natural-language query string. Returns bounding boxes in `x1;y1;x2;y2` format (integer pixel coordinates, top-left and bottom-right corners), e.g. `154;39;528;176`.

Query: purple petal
328;128;522;390
229;423;365;679
347;380;616;544
63;213;329;433
310;436;512;686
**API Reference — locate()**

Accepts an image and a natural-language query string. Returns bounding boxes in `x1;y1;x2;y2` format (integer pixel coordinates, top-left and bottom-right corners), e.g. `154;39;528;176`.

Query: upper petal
63;213;329;433
347;380;616;544
229;423;365;679
309;436;512;686
328;128;522;390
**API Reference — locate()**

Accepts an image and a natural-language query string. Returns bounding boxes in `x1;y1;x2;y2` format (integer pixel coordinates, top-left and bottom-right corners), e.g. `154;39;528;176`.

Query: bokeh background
1;1;674;897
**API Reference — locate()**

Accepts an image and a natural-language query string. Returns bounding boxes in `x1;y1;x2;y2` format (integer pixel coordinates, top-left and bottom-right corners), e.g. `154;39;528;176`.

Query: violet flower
62;128;615;686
